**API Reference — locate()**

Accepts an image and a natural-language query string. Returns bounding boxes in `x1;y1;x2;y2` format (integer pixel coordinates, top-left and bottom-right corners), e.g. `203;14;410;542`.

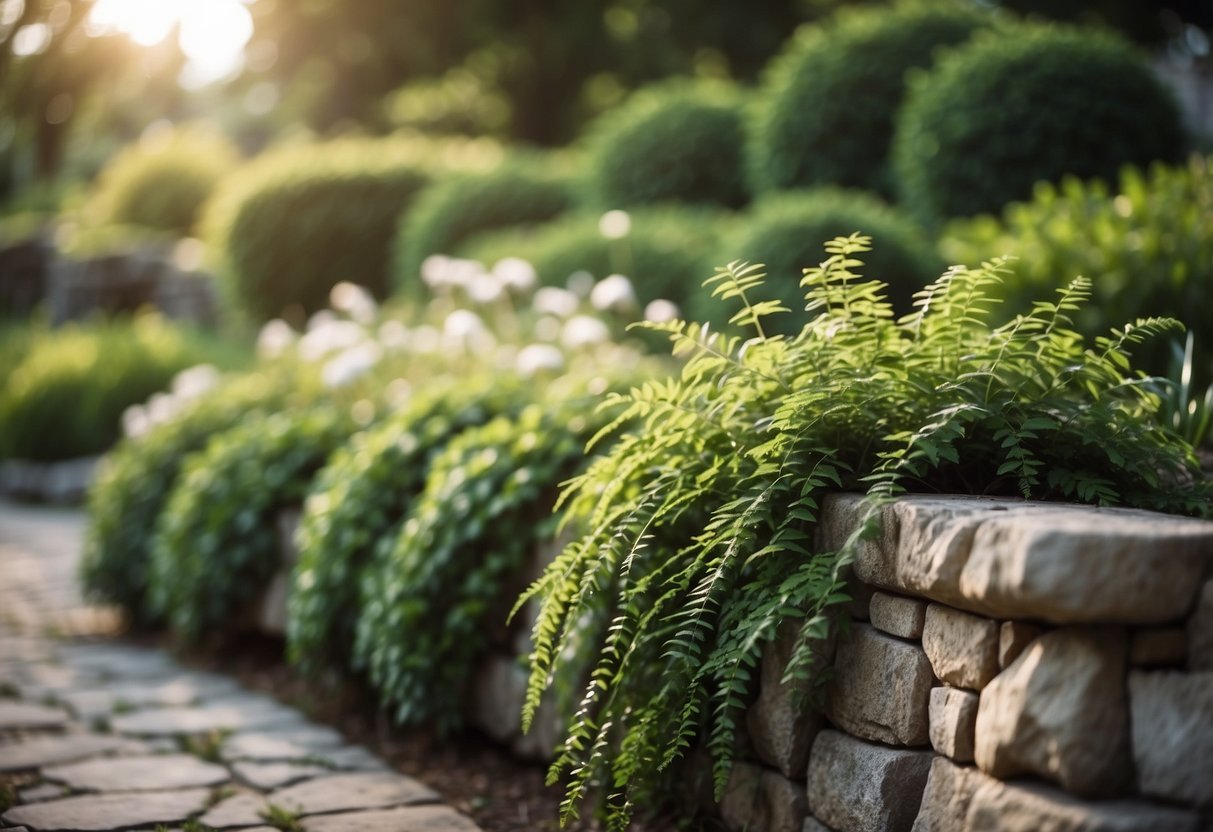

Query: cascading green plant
519;235;1211;828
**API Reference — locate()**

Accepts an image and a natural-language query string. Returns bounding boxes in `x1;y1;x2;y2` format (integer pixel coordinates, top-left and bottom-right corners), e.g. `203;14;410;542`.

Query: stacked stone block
730;494;1213;832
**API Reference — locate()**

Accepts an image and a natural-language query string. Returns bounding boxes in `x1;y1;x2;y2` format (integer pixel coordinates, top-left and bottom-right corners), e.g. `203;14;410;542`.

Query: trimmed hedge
204;139;438;321
149;405;356;640
748;3;988;197
0;315;245;462
584;83;749;210
942;156;1213;374
287;376;527;675
393;158;577;289
698;189;939;332
88;126;240;236
893;25;1188;220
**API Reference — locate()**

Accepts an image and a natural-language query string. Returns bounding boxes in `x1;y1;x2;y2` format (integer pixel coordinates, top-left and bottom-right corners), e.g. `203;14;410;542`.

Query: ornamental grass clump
522;235;1211;828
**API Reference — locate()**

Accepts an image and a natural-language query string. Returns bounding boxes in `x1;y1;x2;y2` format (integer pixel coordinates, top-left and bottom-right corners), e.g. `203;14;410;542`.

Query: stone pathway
0;500;484;831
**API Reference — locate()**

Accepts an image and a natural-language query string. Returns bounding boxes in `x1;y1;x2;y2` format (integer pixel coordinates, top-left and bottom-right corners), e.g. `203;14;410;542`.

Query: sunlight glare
88;0;255;86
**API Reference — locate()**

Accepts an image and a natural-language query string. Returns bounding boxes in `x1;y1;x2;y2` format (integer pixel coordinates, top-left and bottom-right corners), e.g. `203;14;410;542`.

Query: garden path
0;499;483;832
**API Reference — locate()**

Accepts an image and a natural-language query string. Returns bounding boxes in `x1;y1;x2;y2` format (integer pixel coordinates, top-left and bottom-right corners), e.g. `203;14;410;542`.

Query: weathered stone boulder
1189;579;1213;671
921;605;998;691
928;687;978;763
1129;670;1213;808
807;730;932;832
746;621;829;778
826;624;933;747
719;761;807;832
997;621;1043;669
974;627;1132;797
869;592;926;639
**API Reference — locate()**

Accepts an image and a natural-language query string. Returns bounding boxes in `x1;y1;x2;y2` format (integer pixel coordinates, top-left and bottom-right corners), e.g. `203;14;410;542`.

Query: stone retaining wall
265;495;1213;831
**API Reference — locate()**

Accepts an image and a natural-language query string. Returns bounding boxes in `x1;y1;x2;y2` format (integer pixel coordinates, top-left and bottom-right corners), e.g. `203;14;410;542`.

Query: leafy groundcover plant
521;235;1212;828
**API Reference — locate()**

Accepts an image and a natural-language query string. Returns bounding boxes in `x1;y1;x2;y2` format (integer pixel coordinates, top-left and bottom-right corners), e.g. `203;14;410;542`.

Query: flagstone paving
0;499;484;831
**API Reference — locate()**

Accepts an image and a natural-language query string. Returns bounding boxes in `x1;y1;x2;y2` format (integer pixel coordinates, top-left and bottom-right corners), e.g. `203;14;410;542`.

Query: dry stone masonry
729;494;1213;832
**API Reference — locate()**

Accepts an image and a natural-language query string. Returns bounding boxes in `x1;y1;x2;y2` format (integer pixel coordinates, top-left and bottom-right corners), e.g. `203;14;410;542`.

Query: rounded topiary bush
893;25;1188;221
204;139;434;322
393;157;577;289
464;207;730;308
701;189;940;332
748;3;988;197
88;125;240;236
584;83;749;210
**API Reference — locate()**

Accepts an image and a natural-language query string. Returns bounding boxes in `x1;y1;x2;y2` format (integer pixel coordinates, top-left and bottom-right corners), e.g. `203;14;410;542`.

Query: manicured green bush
393;158;577;288
0;315;246;462
525;239;1209;827
287;376;527;675
204;139;438;321
464;207;729;307
87;126;240;237
356;399;604;730
584;83;748;209
748;3;988;196
81;371;302;622
941;157;1213;375
149;406;357;640
893;25;1188;221
698;189;939;331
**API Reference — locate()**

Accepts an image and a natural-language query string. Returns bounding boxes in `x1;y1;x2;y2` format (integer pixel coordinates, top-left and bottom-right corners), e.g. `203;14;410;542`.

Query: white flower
533;286;579;318
467;271;505;304
561;314;610;349
590;274;637;313
322;341;382;389
330;281;378;324
567;270;595;298
442;308;495;353
493;257;537;292
445;258;485;289
307;309;338;331
644;298;680;323
146;392;178;425
122;405;150;439
298;319;366;362
377;320;410;350
256;319;296;360
599;209;631;240
171;364;221;400
516;343;565;376
421;254;452;287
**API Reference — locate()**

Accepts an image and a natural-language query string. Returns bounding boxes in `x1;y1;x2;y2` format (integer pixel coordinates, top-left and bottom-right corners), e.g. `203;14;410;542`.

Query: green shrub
88;126;240;237
697;189;939;331
524;238;1209;827
82;371;303;622
149;406;357;640
465;207;730;308
382;69;511;138
287;376;527;674
393;158;577;289
893;25;1188;221
205;139;440;322
584;83;749;210
356;399;604;731
748;3;988;197
0;315;246;462
941;157;1213;375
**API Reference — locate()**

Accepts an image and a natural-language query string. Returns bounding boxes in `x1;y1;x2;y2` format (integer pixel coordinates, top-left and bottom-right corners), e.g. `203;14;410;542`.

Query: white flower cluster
122;364;222;439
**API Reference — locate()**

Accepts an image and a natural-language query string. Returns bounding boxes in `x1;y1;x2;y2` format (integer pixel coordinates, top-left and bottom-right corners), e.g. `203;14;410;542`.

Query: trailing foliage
393;158;578;289
149;406;358;640
87;125;240;236
287;376;528;674
356;396;610;731
82;371;301;623
464;207;729;307
0;315;246;462
204;139;440;321
695;189;938;332
584;83;749;210
522;237;1210;827
893;25;1187;221
748;2;988;196
942;157;1213;376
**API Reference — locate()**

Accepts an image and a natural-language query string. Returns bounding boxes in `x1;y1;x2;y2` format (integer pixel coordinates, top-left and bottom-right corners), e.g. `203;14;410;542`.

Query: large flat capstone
821;494;1213;624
